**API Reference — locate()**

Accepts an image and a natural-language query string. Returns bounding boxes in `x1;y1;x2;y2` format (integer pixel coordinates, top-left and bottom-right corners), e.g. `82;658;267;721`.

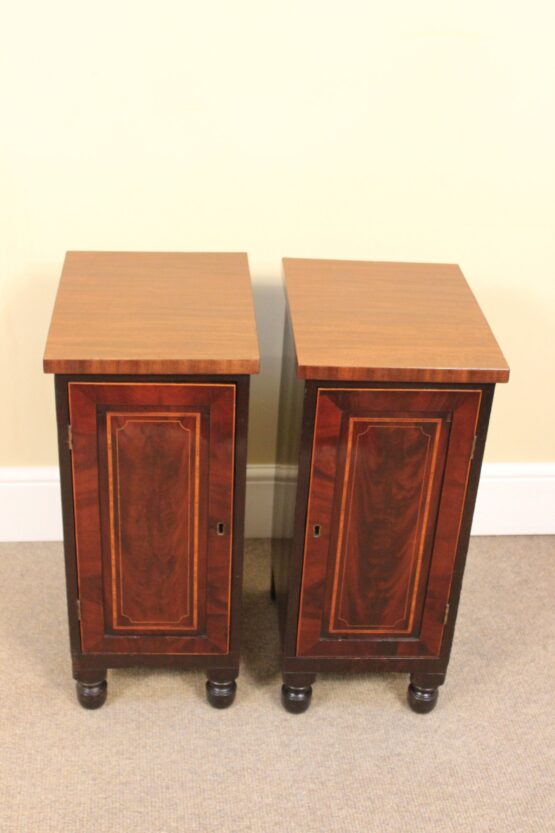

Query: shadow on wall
466;279;552;461
247;280;286;466
0;261;62;466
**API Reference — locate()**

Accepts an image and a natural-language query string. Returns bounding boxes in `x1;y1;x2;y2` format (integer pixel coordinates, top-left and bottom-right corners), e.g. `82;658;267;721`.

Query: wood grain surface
102;411;201;633
327;416;445;635
44;252;260;375
283;258;509;383
69;381;235;655
296;387;482;659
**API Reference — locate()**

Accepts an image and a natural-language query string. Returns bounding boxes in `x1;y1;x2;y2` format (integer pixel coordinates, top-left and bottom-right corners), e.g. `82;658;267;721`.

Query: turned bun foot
76;679;107;710
407;682;439;714
206;679;237;709
281;683;313;714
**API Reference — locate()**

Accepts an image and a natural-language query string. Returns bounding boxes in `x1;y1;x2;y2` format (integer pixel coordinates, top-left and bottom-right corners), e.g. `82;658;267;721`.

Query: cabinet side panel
55;376;82;669
271;309;305;640
226;376;250;662
437;384;495;664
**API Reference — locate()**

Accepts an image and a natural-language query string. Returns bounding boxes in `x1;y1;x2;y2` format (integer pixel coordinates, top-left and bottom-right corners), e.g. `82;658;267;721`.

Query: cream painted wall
1;1;554;467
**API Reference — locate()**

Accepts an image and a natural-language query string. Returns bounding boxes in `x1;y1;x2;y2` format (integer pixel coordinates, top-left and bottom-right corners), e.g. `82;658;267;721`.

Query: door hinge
443;603;450;625
76;599;81;621
67;424;73;451
470;435;478;460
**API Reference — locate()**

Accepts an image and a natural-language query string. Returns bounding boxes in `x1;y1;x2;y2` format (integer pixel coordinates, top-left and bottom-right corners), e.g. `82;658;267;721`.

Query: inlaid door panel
69;382;235;655
100;410;201;634
297;387;482;658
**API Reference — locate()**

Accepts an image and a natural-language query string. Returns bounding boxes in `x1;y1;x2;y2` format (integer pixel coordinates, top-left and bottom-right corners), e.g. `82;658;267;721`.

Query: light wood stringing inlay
328;417;442;634
106;412;201;630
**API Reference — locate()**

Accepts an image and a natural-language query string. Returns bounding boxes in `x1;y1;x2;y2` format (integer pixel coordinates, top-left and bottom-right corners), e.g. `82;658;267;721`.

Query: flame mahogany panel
102;411;201;634
296;388;482;659
69;382;235;655
328;417;445;635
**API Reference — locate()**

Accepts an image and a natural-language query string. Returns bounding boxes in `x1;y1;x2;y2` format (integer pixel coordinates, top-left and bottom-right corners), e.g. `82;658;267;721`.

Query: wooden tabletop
44;252;260;375
283;258;509;383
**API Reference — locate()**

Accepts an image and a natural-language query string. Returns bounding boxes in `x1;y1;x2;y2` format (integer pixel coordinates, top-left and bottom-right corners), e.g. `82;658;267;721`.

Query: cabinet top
283;258;509;383
43;252;260;375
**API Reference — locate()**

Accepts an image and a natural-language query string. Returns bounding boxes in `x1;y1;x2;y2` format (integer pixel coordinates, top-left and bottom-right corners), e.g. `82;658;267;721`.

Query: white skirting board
0;463;554;542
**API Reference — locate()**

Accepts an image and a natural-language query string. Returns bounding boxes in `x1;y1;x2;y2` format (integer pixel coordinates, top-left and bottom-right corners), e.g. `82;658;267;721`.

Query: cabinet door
296;387;482;659
69;382;235;656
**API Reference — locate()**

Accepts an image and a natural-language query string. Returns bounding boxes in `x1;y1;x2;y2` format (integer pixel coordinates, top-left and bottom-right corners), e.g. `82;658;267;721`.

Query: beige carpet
0;537;553;833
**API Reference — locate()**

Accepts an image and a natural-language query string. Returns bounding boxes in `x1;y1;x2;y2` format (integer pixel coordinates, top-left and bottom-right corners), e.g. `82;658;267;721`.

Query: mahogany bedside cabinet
44;252;259;709
272;258;509;714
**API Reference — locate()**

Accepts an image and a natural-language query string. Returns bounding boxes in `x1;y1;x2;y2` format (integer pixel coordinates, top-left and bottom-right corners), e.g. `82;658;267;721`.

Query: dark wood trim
282;381;317;657
300;380;494;393
56;372;246;385
436;384;495;666
55;376;82;669
283;655;452;674
223;374;250;673
77;653;238;671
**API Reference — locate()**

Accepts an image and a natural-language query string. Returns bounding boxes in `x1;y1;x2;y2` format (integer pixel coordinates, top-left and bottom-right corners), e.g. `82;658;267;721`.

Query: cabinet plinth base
206;679;237;709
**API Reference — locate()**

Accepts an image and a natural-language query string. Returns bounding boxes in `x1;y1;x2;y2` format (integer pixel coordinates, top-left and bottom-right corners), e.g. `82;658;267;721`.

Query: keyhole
313;524;321;538
217;522;225;536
